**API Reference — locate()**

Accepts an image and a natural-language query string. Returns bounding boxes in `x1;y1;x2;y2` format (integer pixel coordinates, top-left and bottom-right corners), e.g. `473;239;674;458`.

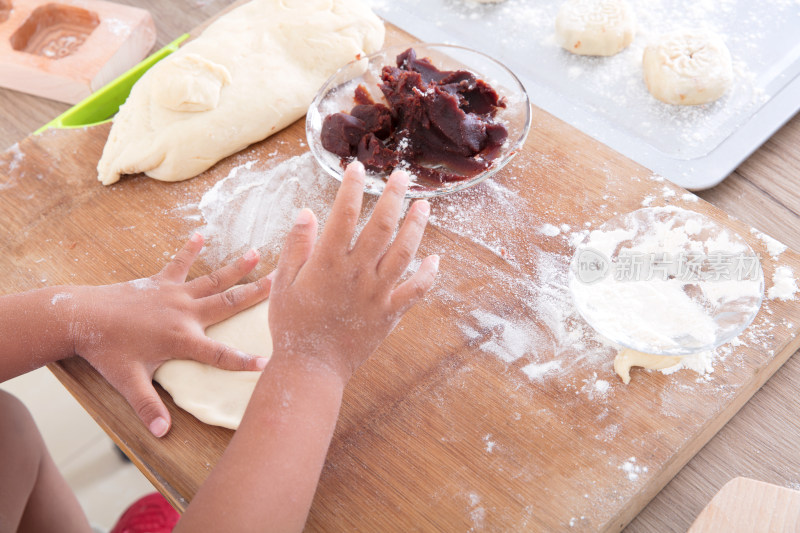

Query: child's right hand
267;162;439;386
177;162;437;533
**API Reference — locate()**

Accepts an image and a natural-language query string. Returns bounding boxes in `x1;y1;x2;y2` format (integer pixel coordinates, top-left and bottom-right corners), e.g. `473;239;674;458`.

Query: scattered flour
467;493;486;530
620;457;648;481
751;228;788;259
521;360;562;380
50;292;72;305
681;193;700;202
425;174;745;392
483;434;496;453
660;350;716;377
129;278;156;291
768;266;798;301
537;223;561;237
6;143;23;172
661;186;676;199
1;143;24;190
428;172;608;366
196;153;337;265
463;310;540;363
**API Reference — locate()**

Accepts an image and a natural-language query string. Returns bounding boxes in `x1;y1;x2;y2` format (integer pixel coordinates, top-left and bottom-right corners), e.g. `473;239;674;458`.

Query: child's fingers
376;199;430;283
187;248;260;298
318;161;366;251
353;170;410;262
197;277;271;326
274;209;318;287
389;254;440;315
192;338;269;372
159;233;204;283
115;367;172;438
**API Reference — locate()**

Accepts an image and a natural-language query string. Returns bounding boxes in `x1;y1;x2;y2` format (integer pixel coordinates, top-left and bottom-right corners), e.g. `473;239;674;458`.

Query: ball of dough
154;298;271;430
555;0;636;56
642;30;733;105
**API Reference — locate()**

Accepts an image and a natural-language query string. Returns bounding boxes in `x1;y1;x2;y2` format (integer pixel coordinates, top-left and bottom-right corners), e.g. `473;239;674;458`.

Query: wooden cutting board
2;14;800;533
689;477;800;532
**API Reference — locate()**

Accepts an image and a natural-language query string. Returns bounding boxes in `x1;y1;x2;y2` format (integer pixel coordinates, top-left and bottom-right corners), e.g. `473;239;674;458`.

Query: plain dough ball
97;0;385;185
154;299;271;430
642;30;733;105
555;0;636;56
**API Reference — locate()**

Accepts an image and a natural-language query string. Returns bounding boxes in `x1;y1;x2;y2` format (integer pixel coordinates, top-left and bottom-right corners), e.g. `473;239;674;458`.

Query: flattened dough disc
154;299;271;430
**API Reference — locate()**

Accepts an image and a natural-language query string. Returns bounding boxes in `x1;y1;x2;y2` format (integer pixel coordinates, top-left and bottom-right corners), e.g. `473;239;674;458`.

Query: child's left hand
70;234;271;437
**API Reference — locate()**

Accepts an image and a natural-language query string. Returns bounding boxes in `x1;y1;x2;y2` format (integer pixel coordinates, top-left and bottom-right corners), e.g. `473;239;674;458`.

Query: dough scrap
97;0;385;185
642;30;733;105
154;299;271;430
613;348;682;384
155;54;232;113
555;0;636;56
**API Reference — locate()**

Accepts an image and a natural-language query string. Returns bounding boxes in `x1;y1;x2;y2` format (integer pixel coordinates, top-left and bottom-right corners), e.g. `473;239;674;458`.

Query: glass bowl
568;207;764;356
306;42;531;199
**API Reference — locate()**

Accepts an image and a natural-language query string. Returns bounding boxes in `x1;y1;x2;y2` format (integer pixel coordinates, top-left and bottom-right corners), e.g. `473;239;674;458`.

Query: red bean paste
320;48;508;183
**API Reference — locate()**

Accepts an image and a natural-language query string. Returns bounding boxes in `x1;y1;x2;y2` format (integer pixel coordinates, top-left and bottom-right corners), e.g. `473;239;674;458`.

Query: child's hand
71;234;271;437
268;162;439;385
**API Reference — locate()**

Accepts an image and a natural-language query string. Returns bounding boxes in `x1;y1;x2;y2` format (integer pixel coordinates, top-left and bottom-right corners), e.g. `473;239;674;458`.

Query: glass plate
568;207;764;355
306;42;531;199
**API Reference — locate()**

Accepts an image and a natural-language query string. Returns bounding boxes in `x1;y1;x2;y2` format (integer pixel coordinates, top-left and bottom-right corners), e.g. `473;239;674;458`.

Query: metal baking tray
371;0;800;190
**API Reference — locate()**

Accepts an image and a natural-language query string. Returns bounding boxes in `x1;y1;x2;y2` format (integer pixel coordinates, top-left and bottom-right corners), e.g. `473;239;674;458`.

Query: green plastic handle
35;34;191;134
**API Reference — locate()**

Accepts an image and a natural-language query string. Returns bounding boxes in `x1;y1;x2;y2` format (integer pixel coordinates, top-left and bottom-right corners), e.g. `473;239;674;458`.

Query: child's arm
0;235;271;436
176;163;438;532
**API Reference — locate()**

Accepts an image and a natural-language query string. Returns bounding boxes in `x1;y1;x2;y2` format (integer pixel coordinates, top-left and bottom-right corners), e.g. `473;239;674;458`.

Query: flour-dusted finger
318;161;366;252
354;170;410;261
389;254;439;315
192;337;268;372
188;248;260;298
159;233;204;283
377;199;430;283
274;209;318;288
198;277;271;326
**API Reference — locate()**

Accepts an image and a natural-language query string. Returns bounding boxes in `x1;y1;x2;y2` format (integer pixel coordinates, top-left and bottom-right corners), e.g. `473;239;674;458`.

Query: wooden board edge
46;361;188;512
603;333;800;532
